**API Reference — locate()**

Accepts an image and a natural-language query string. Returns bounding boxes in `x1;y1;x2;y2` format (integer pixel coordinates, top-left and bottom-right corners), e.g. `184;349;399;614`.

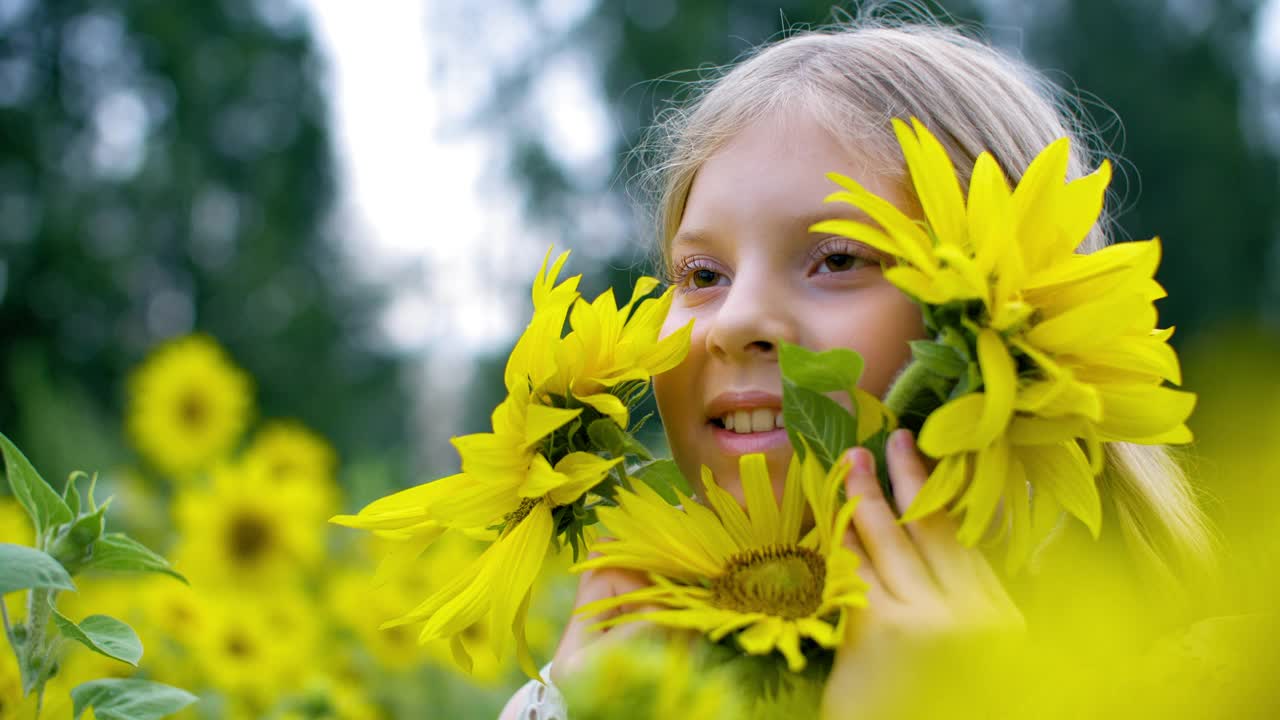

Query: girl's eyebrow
794;205;873;230
670;228;714;252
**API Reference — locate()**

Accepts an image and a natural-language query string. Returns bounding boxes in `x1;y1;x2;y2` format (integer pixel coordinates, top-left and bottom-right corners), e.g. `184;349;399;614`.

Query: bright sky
304;0;609;358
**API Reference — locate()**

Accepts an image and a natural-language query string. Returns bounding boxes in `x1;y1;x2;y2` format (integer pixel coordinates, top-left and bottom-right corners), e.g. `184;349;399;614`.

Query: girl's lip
710;424;790;455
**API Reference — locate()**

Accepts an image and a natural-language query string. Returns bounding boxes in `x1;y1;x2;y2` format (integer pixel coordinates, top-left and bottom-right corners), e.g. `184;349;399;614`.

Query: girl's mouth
708;416;790;455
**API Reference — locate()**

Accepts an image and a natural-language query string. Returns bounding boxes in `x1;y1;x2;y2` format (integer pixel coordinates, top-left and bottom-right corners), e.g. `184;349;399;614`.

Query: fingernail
852;447;874;474
892;429;914;451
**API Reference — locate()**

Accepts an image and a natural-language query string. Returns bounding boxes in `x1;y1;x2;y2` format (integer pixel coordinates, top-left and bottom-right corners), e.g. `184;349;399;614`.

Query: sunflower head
127;334;253;478
575;452;867;672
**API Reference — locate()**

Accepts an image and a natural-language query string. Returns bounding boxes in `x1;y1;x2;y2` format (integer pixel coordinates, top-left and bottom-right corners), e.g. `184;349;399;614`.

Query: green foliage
631;458;693;504
52;609;143;667
0;544;76;595
0;0;410;485
80;533;187;583
1;432;73;539
0;432;192;717
778;342;864;470
71;679;197;720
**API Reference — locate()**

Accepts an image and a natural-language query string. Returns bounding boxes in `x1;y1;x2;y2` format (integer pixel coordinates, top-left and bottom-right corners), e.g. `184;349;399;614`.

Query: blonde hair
636;13;1216;609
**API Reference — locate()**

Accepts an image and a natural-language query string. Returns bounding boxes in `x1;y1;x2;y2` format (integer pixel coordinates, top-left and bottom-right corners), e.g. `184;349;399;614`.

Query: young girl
503;13;1215;720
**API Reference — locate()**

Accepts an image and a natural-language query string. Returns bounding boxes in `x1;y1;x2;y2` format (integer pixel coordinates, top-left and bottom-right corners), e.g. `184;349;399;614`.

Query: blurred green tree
0;0;409;483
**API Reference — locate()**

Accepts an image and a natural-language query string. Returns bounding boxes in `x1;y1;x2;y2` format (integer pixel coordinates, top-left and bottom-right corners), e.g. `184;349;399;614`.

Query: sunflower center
178;390;208;430
228;512;274;564
710;544;826;619
226;631;254;659
502;497;540;533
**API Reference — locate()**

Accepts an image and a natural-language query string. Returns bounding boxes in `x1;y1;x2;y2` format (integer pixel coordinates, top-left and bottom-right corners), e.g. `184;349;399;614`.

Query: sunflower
331;249;690;678
241;420;340;521
0;646;19;720
328;532;524;681
812;119;1195;571
573;451;867;672
192;588;318;709
172;461;323;586
127;333;253;478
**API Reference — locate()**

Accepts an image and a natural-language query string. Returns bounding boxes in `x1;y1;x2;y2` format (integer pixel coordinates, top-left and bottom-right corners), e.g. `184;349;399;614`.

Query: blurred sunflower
0;647;20;720
328;532;497;677
575;452;867;672
813;119;1195;571
127;334;253;478
242;420;340;521
558;636;744;720
173;462;322;586
192;588;318;710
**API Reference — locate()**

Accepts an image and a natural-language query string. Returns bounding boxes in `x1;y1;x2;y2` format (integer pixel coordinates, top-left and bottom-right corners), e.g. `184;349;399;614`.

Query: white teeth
719;409;784;434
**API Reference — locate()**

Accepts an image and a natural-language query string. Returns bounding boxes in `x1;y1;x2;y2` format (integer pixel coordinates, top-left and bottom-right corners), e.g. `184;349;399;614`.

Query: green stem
876;359;938;510
883;358;934;420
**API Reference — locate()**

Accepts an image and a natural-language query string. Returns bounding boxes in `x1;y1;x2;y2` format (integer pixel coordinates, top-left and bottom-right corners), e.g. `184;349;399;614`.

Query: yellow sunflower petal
700;466;754;547
900;453;968;524
956;440;1009;546
1094;384;1197;442
1020;441;1100;538
897;117;967;251
919;393;987;457
740;454;781;544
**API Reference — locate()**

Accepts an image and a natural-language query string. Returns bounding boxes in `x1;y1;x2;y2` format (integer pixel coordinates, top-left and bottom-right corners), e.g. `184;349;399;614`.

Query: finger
845;446;936;600
887;430;975;596
842;522;892;608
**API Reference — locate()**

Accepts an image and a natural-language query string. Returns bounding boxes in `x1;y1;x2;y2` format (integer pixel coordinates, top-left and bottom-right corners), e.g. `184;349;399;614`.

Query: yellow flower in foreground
332;249;691;678
127;333;252;477
574;452;867;672
814;119;1195;571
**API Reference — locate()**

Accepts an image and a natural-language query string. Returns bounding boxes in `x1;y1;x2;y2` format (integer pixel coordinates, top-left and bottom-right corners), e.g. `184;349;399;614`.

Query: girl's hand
549;563;652;684
822;429;1027;720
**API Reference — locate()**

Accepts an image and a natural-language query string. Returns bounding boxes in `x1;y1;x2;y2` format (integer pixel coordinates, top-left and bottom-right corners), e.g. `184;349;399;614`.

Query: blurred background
0;0;1278;718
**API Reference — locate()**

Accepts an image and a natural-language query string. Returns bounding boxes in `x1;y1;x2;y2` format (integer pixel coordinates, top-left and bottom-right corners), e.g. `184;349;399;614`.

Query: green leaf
0;431;73;538
53;607;143;666
631;459;692;504
79;533;187;583
778;342;864;396
909;340;967;379
72;678;197;720
781;382;860;470
0;543;75;594
586;419;653;461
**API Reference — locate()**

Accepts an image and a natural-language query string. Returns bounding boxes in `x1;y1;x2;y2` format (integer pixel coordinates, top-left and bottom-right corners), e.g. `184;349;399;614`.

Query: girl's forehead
676;111;905;235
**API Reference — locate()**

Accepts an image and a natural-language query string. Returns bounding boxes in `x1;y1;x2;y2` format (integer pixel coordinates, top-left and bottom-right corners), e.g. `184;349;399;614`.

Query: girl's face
654;110;925;502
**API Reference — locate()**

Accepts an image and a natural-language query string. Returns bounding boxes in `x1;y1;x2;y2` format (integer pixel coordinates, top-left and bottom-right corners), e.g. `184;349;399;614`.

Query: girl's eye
690;268;721;288
814;249;871;274
821;253;859;273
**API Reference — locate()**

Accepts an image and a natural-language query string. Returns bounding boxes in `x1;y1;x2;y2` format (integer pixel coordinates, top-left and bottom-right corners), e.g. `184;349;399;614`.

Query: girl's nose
704;273;797;362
